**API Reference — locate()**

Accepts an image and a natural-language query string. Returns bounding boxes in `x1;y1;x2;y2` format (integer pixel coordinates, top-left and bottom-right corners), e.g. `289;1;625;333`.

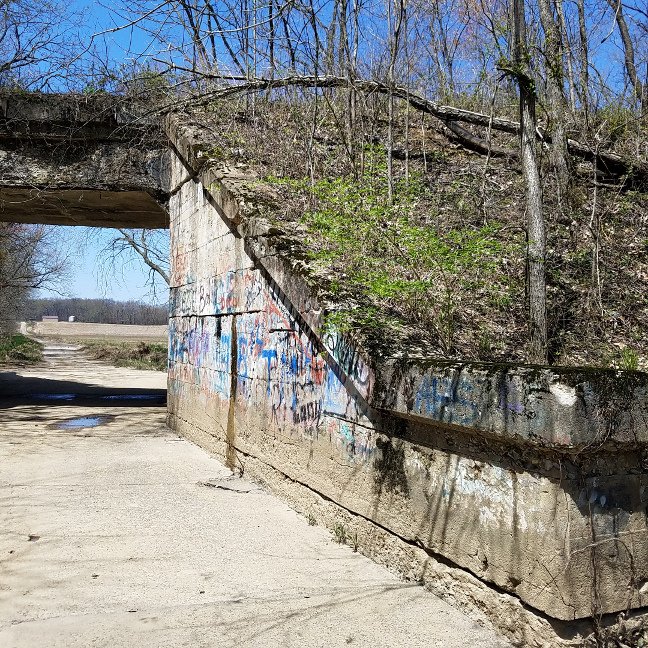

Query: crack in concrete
197;481;256;494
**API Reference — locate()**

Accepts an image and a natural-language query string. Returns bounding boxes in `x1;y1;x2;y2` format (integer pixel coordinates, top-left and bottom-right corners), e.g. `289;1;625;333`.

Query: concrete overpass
2;91;648;647
0;92;168;228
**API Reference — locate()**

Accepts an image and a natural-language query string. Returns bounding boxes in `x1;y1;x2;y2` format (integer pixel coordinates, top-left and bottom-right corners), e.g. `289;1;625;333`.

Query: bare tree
509;0;547;363
555;0;577;112
386;0;406;202
0;0;83;89
605;0;645;105
0;223;69;331
576;0;590;126
537;0;570;197
92;228;170;301
113;229;170;285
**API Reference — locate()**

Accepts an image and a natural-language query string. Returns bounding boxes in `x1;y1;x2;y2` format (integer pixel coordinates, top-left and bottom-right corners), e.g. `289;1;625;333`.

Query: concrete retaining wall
165;113;648;645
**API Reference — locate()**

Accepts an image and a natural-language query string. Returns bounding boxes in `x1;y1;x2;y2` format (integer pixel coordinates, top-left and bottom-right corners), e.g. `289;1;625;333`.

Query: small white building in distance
41;316;59;323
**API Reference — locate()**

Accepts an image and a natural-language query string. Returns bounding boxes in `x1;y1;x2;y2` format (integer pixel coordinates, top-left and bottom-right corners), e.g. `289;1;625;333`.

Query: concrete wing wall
164;112;648;644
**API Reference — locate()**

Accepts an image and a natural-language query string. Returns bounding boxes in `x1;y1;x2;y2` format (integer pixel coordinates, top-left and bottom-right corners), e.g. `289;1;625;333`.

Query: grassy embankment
189;99;648;370
0;334;43;365
80;339;168;371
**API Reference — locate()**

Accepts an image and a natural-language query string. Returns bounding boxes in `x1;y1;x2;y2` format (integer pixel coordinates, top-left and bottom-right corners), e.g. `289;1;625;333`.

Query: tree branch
116;229;170;285
160;70;648;186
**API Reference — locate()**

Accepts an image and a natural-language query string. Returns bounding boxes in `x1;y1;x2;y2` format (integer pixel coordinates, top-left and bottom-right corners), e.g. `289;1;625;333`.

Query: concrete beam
0;91;152;141
0;91;170;229
0;188;168;228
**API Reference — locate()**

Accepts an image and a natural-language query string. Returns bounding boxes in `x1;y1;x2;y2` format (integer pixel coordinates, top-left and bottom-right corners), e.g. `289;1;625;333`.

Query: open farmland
22;321;167;342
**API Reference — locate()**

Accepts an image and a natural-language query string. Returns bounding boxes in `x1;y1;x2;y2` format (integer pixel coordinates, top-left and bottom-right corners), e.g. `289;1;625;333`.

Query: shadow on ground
0;372;166;408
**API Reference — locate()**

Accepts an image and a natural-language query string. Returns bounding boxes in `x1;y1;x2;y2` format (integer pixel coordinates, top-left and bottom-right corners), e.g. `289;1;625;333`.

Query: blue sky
36;3;169;305
38;226;168;304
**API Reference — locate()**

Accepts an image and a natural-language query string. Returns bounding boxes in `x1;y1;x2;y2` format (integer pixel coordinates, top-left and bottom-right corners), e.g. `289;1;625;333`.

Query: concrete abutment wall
161;114;648;646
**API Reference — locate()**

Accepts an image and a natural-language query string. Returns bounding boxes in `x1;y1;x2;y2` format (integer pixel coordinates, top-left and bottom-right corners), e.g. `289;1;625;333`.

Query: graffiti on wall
168;315;232;399
167;177;379;464
412;371;545;434
170;270;266;317
323;332;373;400
328;418;375;463
169;252;376;464
413;373;483;427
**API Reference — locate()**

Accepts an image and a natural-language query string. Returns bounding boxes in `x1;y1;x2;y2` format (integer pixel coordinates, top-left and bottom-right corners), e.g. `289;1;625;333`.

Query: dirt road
0;342;509;647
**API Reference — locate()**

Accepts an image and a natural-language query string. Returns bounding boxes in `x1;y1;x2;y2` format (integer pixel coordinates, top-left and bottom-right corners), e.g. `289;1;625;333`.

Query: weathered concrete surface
0;345;508;648
0;188;167;228
0;92;169;228
0;92;151;140
163;110;648;643
373;358;648;447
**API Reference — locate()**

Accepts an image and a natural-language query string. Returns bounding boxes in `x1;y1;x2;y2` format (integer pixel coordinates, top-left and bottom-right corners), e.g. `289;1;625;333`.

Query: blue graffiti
261;348;278;395
413;375;480;426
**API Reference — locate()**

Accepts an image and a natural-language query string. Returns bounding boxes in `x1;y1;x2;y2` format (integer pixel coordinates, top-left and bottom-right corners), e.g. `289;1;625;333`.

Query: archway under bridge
0;91;170;327
0;90;171;396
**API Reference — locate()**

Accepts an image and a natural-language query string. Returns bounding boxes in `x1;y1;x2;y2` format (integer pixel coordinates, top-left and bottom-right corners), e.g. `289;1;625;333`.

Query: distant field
16;322;169;371
22;322;168;342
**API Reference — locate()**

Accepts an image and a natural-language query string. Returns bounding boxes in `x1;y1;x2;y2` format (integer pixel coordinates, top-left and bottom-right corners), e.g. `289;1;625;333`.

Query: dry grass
78;339;168;371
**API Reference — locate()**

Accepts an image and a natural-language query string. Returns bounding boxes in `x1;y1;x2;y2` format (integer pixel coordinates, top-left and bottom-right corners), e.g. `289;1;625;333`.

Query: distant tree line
24;298;168;325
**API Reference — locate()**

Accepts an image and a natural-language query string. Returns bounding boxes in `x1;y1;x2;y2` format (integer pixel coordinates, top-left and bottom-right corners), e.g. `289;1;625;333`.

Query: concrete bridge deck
0;344;507;647
0;92;169;228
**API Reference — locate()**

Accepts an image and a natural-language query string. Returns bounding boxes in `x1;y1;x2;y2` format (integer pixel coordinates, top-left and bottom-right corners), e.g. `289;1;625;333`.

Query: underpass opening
0;91;171;402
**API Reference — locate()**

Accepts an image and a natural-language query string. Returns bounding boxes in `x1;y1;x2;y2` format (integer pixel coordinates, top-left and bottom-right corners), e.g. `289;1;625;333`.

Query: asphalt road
0;342;509;647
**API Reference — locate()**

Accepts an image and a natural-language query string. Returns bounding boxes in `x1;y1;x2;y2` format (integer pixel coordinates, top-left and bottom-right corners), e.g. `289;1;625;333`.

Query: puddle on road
31;393;77;401
26;393;165;403
50;415;116;430
101;394;162;402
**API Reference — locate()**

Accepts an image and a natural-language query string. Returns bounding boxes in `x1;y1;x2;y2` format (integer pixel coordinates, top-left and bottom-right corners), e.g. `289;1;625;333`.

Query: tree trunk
576;0;590;127
268;0;275;77
555;0;577;112
537;0;570;198
387;0;405;203
513;0;548;364
605;0;644;105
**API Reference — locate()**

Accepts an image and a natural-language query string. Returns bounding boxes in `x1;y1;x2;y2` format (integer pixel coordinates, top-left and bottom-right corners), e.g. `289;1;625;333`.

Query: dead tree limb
159;71;647;186
116;229;170;285
442;120;517;158
152;67;647;184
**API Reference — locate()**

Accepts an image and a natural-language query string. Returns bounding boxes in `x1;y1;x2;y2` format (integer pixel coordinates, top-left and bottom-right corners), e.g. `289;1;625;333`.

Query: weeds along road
0;341;509;648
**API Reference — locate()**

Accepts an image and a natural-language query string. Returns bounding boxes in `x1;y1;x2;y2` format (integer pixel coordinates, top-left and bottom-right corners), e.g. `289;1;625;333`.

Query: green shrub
0;334;43;364
269;149;520;351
